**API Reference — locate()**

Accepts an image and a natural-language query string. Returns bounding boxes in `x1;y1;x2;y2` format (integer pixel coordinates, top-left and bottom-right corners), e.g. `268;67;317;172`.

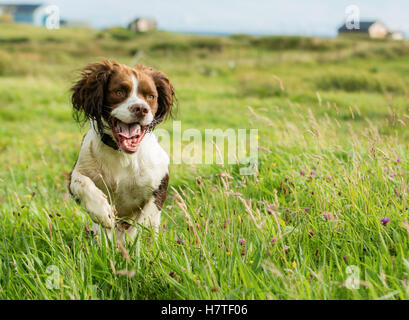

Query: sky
1;0;409;37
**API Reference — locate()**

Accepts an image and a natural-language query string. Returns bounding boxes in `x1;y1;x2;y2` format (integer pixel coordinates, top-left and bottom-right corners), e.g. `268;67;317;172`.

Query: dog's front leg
138;198;161;235
69;169;116;229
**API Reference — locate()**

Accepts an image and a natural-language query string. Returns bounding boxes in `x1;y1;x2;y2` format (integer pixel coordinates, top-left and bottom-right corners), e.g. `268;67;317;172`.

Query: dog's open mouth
111;118;146;153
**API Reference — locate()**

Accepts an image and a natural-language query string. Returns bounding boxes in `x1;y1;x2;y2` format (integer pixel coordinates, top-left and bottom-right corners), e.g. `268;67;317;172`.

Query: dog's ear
151;70;175;123
71;60;113;135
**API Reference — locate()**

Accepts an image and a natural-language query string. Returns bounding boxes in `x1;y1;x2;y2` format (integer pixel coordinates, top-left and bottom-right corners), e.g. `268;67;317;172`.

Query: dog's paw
86;191;116;229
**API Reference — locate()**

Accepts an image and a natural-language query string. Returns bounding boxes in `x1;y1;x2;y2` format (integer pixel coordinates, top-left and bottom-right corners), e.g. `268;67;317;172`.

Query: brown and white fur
68;60;174;241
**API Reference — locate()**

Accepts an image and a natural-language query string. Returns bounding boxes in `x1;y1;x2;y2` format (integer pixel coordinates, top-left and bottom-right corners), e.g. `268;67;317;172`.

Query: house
128;18;157;33
0;3;57;27
390;31;405;40
338;20;389;38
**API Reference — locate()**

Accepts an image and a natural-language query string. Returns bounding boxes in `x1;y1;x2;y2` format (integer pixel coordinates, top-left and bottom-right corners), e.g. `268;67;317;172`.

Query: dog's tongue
114;121;145;153
118;122;139;138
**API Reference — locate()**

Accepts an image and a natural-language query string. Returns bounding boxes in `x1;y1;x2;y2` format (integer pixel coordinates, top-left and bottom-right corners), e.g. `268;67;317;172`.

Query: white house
128;18;157;33
338;20;389;38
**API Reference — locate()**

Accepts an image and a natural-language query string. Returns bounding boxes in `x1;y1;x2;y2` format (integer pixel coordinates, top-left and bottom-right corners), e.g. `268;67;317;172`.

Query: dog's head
71;60;174;153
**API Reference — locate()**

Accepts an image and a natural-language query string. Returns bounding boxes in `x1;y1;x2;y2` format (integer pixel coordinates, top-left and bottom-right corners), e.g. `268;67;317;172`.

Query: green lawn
1;23;409;299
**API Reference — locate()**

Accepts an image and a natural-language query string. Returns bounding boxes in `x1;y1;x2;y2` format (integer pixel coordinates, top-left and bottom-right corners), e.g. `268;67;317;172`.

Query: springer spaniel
68;60;174;240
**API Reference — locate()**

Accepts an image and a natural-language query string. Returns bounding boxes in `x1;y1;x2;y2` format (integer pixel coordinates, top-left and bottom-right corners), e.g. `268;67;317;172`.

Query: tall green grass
1;23;409;299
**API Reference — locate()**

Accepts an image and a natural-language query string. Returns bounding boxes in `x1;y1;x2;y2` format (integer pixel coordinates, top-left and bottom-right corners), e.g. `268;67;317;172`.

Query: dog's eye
116;90;124;96
147;95;155;100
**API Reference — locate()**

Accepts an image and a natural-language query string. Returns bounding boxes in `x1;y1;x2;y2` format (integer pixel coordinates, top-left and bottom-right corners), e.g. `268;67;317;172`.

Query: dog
68;60;174;240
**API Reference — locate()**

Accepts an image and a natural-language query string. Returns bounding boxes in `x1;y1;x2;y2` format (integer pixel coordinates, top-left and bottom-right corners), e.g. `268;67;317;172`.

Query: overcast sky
1;0;409;37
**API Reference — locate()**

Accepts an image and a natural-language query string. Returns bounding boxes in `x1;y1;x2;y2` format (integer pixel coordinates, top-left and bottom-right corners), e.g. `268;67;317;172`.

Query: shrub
189;38;223;52
230;33;254;42
250;36;343;51
150;41;191;53
105;27;136;41
0;37;29;44
315;72;407;93
150;38;224;54
43;36;64;43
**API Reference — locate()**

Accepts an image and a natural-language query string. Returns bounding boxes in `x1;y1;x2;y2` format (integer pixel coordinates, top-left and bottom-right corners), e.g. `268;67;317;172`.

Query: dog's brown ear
71;60;114;135
151;70;175;123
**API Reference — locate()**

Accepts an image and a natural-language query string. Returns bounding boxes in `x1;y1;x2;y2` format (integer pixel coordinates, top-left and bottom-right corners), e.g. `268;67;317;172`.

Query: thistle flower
271;238;277;243
380;217;390;225
310;169;316;178
397;158;402;163
239;238;246;246
323;213;332;220
300;169;305;176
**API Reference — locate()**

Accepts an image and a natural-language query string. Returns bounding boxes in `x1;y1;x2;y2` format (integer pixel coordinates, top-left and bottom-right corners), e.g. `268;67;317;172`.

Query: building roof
0;4;43;12
338;20;380;32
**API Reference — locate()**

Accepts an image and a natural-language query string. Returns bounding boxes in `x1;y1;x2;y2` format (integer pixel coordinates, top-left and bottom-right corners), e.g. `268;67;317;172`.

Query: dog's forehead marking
131;73;138;97
124;73;139;104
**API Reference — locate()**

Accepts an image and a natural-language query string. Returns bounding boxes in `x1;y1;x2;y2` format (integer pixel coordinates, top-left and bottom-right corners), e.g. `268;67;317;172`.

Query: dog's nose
129;104;149;116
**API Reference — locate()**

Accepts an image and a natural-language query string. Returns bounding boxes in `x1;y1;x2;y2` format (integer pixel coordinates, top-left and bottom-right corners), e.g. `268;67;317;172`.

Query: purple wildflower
323;213;332;220
300;169;305;176
380;217;390;226
310;169;316;178
308;229;314;237
271;238;277;243
239;238;246;246
389;172;397;178
397;158;402;163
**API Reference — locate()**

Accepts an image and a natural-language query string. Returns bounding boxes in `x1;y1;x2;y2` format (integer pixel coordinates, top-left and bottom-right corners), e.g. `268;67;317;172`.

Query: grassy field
1;23;409;300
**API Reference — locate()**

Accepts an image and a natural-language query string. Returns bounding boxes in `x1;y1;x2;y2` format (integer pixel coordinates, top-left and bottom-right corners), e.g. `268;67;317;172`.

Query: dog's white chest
89;132;169;216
